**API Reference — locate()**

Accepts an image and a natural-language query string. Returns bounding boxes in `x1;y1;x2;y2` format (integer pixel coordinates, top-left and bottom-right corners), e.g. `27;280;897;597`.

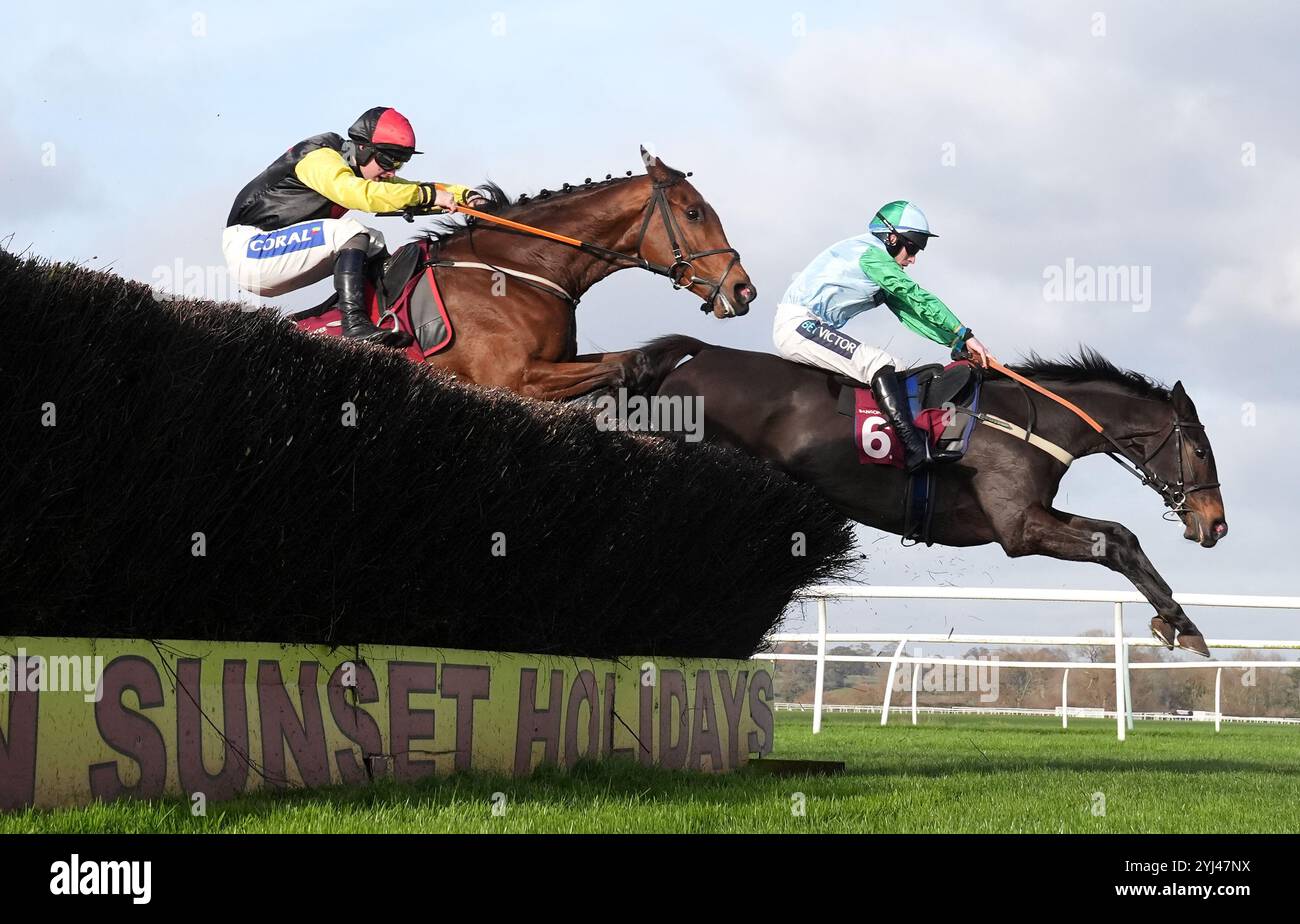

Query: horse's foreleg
1048;509;1206;656
989;503;1208;657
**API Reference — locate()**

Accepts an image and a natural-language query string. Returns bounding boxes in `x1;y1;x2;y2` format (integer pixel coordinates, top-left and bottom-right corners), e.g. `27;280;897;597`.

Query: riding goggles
372;145;413;172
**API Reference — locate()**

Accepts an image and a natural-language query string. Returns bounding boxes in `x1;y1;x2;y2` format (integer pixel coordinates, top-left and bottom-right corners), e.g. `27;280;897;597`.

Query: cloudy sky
4;0;1299;645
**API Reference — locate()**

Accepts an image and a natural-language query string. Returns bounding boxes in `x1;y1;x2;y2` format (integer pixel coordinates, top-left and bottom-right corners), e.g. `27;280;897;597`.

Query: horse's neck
464;180;650;297
1040;382;1170;458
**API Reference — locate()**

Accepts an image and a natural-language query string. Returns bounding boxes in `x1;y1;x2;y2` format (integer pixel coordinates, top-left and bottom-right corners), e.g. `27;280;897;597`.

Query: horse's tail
638;334;710;393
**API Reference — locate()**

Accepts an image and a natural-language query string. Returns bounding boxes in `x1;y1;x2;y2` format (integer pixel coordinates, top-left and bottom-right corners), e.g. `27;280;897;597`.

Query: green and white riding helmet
869;200;938;254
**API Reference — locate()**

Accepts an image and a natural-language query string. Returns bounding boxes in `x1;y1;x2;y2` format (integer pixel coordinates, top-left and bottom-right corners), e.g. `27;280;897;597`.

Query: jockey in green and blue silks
773;200;990;472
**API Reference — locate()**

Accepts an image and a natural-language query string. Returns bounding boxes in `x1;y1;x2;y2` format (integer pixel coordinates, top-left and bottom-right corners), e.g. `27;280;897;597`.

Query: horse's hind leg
574;350;653;394
986;502;1209;657
518;358;628;402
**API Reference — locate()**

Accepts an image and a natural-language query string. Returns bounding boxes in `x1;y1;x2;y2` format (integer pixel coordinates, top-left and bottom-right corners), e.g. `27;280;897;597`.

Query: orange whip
380;204;587;250
452;204;585;248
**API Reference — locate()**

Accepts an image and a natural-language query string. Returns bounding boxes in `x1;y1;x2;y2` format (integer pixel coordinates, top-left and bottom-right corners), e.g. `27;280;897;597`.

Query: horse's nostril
735;283;757;304
1214;521;1228;537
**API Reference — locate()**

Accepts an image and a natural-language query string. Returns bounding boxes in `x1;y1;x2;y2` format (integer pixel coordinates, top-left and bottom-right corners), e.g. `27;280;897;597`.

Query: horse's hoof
1149;616;1176;650
1176;632;1211;658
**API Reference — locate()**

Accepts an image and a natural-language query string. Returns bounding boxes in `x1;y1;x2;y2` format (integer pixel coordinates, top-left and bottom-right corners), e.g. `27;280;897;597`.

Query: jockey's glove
408;183;477;215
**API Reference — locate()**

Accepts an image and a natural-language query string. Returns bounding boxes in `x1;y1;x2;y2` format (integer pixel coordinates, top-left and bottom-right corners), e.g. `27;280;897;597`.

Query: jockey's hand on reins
953;346;994;368
964;336;993;368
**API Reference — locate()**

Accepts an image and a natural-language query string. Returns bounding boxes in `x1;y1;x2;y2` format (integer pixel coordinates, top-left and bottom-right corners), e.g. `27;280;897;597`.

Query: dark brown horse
640;336;1228;655
300;149;756;401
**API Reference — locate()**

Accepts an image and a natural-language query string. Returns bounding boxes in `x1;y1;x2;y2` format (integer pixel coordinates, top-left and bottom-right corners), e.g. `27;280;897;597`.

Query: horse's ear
639;145;674;183
1170;380;1193;413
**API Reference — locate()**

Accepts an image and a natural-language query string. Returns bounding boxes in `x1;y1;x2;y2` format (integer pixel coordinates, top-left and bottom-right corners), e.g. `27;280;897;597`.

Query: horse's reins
986;357;1218;517
385;175;742;313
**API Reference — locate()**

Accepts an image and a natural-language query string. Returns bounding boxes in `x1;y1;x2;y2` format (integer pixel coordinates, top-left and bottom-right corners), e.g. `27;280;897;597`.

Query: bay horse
297;148;756;401
639;336;1227;656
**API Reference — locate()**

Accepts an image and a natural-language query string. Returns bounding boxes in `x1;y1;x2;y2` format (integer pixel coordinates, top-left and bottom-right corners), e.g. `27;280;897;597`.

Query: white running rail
773;702;1300;725
753;586;1300;741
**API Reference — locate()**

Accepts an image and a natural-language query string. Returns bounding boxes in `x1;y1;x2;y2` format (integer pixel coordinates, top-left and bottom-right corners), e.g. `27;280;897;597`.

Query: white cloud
1189;241;1300;329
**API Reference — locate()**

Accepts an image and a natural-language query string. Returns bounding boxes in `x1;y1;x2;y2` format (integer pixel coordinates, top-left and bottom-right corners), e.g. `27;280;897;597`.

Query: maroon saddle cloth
291;239;453;363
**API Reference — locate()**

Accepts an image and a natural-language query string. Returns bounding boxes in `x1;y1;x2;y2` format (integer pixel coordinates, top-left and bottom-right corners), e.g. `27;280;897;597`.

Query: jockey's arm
293;147;461;214
860;248;972;355
385;177;479;209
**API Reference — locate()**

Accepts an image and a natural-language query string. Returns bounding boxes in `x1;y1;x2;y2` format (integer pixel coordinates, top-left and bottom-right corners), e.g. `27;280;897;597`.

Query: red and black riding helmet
348;107;422;170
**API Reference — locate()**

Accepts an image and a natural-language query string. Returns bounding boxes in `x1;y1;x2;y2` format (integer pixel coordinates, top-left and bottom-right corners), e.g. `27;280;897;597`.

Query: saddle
835;362;978;431
290;240;454;361
834;361;984;547
377;239;426;306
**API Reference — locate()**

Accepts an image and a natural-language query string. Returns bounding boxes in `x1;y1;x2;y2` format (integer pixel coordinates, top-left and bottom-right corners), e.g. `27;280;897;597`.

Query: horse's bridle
987;359;1220;521
1104;416;1220;519
577;176;743;315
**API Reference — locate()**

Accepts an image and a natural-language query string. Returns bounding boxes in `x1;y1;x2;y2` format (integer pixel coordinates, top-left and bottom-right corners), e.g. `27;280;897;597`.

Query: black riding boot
335;247;411;349
871;365;932;473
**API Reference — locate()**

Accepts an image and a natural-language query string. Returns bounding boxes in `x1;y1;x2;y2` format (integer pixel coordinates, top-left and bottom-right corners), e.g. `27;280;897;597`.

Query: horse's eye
686;207;702;222
1194;448;1206;459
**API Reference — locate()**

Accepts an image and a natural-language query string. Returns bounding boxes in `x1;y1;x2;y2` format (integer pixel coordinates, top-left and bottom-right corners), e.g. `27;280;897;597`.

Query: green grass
5;713;1299;833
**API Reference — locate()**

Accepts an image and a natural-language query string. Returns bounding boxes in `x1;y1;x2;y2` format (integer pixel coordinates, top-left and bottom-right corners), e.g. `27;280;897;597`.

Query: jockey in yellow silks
223;107;484;348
